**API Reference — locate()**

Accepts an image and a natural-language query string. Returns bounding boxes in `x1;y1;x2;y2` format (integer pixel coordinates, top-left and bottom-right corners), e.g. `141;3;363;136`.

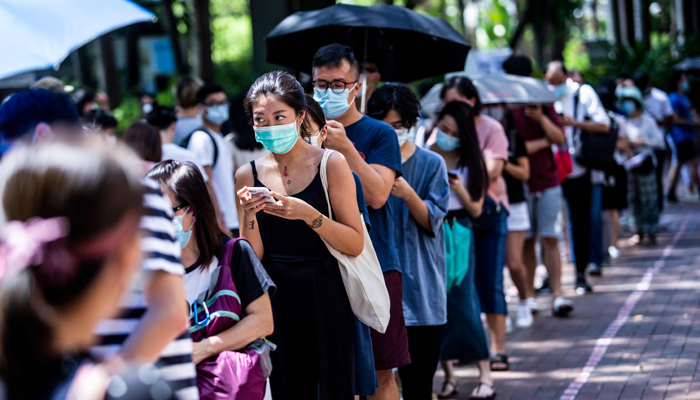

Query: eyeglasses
312;80;358;94
173;204;189;213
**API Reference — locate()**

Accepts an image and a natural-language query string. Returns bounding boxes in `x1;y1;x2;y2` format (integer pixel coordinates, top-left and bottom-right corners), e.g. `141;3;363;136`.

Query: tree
99;33;121;108
162;0;189;76
193;0;215;82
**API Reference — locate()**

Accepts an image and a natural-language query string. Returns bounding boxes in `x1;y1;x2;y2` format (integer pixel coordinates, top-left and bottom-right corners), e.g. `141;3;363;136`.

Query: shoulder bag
572;90;619;171
318;150;391;334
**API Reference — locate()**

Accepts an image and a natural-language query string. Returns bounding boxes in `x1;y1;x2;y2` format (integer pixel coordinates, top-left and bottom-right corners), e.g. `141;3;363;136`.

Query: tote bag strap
319;149;335;220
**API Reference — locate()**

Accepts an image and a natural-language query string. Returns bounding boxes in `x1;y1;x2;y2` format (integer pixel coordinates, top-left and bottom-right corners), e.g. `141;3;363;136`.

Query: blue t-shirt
391;147;450;326
669;92;696;144
345;116;403;273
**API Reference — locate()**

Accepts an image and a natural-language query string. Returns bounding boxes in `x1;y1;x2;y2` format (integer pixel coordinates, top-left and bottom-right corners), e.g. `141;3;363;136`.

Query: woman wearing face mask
429;101;493;400
367;83;451;400
148;160;275;400
440;77;512;374
235;71;364;400
667;72;700;202
0;139;146;399
617;87;665;245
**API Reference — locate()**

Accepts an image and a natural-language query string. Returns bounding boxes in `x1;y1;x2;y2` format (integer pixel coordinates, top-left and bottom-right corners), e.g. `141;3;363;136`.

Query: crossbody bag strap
319;150;335;220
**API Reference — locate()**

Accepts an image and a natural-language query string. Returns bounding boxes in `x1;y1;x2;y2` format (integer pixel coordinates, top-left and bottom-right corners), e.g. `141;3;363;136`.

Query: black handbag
572;89;619;171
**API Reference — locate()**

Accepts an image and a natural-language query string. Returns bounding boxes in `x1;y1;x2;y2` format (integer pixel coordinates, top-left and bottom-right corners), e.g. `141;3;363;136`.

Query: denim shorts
471;198;508;315
525;185;563;239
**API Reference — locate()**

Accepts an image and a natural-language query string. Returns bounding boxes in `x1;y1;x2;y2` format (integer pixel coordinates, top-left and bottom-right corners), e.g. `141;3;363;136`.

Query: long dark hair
0;138;144;398
244;71;307;138
366;82;421;128
124;122;162;163
441;76;483;114
147;161;224;269
438;101;487;201
302;94;325;139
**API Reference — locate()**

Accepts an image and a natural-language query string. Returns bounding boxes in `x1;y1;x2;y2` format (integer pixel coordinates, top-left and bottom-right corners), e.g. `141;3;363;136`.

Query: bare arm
672;114;700;126
525;138;551;155
503;156;530;182
392;177;432;233
116;271;189;363
235;164;265;260
486;158;506;183
525;106;565;145
192;292;273;364
448;175;484;218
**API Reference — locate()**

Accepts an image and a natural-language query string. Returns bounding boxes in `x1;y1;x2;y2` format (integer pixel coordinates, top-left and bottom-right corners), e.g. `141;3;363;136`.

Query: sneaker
608;246;620;259
552;297;574;317
575;276;593;295
588;263;602;276
526;298;539;314
516;302;534;328
505;315;513;334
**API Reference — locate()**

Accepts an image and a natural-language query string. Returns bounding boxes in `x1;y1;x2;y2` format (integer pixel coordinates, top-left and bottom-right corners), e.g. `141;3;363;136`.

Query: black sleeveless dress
250;161;355;400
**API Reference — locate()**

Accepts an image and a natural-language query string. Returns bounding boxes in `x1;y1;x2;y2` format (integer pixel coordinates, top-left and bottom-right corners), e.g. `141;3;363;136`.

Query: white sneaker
608;246;620;259
552;297;574;317
516;302;534;328
505;315;513;334
526;298;539;314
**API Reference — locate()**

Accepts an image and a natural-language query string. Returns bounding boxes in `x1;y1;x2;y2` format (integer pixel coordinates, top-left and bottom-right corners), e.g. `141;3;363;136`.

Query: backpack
572;88;619;171
180;127;219;167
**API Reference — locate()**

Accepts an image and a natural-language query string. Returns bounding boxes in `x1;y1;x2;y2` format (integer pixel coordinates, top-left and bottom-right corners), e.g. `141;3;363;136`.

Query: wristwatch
308;214;324;229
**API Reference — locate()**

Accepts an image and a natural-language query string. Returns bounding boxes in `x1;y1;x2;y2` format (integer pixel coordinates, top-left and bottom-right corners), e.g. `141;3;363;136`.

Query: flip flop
437;380;459;399
490;353;509;371
470;381;497;400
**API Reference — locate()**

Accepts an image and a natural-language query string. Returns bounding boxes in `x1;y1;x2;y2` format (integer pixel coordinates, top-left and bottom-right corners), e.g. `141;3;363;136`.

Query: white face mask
395;128;410;147
308;134;320;147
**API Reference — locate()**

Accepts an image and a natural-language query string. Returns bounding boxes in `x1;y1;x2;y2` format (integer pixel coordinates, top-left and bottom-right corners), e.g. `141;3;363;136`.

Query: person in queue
355;61;382;113
618;86;665;244
440;77;510;372
83;108;118;145
302;93;379;398
430;101;493;400
224;92;270;174
545;60;611;295
0;139;145;399
182;83;238;237
173;75;204;145
236;71;363;400
666;71;700;202
502;55;570;317
123;122;163;172
147;106;210;180
312;43;409;400
367;83;450;400
148;160;275;398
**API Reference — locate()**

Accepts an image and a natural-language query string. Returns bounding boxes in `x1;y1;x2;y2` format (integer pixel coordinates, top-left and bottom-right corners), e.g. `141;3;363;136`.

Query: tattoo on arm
248;220;255;230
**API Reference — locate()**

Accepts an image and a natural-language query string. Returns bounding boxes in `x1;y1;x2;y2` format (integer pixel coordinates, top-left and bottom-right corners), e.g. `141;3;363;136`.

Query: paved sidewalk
433;203;700;400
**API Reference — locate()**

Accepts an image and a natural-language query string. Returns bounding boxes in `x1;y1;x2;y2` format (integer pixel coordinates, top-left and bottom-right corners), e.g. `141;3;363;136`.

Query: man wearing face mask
182;83;238;237
544;61;611;294
312;44;408;400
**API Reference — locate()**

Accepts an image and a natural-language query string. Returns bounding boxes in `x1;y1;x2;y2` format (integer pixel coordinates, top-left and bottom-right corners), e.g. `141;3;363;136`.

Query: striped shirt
92;179;199;400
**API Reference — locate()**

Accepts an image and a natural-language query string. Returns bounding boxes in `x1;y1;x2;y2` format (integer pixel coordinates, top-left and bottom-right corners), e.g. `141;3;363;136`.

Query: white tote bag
318;150;391;333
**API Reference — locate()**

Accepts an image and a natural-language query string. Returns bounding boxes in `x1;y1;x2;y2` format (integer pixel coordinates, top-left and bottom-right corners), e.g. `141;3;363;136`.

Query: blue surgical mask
173;211;193;249
313;84;356;118
620;100;637;116
205;105;229;125
682;80;690;94
436;129;461;151
548;83;567;98
254;119;300;154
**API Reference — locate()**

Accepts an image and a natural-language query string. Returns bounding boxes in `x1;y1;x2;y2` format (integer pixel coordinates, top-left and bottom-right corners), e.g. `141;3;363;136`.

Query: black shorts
676;141;698;164
603;164;628;211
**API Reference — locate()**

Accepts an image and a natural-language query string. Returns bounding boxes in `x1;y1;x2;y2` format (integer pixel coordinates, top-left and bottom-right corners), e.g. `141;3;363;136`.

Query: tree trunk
591;0;599;35
510;0;536;50
162;0;188;75
193;0;215;82
126;25;140;88
383;0;394;4
99;34;121;109
404;0;422;9
457;0;467;36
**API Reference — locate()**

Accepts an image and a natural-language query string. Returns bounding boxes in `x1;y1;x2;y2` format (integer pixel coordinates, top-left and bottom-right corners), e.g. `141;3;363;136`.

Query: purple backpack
188;238;271;400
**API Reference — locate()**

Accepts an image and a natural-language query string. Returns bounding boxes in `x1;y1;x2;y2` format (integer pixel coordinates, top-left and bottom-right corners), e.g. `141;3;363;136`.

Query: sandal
437;380;459;399
470;381;496;399
490;353;509;371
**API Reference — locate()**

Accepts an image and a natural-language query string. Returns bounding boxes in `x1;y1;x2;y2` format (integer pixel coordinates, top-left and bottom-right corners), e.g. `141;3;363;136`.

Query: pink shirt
475;115;509;211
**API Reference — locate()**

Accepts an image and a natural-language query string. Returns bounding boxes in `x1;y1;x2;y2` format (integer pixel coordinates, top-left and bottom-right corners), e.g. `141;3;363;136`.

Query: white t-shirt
644;87;674;125
624;114;665;152
187;129;239;229
557;78;611;180
162;143;209;181
184;257;218;306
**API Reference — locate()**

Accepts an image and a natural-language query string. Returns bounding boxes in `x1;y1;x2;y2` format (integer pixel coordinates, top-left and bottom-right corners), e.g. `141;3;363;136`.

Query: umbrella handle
360;27;368;114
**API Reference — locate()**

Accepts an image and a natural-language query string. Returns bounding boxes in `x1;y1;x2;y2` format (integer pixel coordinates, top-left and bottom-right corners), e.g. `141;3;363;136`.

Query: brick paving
432;203;700;400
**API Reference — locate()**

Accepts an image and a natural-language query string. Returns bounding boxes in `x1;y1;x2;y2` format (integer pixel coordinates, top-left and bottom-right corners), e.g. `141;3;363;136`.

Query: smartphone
247;187;276;203
448;172;459;180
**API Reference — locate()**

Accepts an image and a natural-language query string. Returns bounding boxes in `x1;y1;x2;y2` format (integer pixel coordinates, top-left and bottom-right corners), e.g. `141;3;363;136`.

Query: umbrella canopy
674;57;700;72
0;0;155;80
266;4;470;82
420;73;559;116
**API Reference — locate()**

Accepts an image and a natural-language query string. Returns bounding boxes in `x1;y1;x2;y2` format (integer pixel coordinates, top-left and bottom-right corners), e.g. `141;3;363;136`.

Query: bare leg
486;313;507;356
369;370;400;400
689;159;700;193
523;237;538;299
667;162;682;198
608;210;620;248
437;360;457;397
471;360;495;398
541;237;562;299
506;230;530;300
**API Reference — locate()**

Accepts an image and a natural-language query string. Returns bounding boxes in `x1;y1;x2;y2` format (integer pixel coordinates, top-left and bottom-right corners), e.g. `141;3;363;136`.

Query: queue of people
0;42;697;400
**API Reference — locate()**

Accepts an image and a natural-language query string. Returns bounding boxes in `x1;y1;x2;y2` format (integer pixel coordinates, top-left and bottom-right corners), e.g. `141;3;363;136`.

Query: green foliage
112;96;141;135
563;29;590;72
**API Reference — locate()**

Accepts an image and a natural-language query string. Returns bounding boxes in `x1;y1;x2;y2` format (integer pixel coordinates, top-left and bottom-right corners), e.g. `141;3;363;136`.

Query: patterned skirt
628;168;659;234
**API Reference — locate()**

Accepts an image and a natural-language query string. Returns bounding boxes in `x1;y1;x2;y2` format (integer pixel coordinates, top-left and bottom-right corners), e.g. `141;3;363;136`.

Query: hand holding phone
246;187;276;203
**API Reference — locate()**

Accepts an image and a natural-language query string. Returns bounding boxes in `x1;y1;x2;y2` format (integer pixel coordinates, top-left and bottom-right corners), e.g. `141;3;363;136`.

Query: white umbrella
0;0;155;80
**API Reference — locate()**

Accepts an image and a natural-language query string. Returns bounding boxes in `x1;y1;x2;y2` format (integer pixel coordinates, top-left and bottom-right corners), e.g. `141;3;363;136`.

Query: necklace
272;144;304;184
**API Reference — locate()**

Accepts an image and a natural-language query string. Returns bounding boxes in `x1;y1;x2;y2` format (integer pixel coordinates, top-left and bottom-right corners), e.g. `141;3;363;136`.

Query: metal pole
361;27;368;114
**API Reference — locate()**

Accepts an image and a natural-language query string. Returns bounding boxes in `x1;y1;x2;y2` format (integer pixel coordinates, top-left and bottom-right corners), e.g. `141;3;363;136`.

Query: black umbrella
265;4;470;83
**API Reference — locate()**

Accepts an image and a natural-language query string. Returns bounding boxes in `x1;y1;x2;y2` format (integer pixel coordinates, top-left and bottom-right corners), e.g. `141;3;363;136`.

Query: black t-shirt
186;237;275;310
503;130;528;204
